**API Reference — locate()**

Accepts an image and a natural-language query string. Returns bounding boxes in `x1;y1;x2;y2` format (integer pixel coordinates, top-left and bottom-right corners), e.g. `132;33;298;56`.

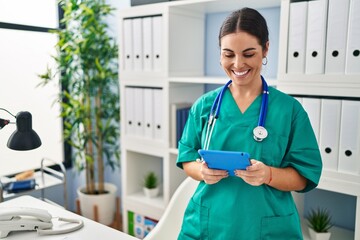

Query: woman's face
220;31;268;87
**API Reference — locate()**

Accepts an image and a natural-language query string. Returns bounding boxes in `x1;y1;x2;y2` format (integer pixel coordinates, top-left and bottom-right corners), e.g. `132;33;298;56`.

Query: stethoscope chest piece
253;126;268;142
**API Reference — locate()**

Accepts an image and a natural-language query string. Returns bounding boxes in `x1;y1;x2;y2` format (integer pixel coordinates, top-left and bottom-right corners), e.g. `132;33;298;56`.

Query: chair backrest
144;177;198;240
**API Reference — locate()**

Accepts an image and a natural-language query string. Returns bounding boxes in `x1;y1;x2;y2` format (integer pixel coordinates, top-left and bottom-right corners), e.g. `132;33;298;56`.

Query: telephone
0;207;83;238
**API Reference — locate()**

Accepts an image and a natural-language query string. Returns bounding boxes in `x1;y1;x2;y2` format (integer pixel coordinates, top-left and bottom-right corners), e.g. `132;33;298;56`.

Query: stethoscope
203;75;269;150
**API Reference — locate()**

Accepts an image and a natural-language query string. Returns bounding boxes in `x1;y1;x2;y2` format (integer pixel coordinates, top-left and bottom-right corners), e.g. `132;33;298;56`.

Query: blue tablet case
198;149;251;176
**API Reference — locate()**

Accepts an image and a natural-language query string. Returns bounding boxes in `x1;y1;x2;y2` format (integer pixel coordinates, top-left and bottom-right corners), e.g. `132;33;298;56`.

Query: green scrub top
176;86;322;240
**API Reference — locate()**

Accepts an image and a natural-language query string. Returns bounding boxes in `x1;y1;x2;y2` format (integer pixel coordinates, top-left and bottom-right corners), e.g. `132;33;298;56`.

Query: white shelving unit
277;0;359;239
119;0;359;238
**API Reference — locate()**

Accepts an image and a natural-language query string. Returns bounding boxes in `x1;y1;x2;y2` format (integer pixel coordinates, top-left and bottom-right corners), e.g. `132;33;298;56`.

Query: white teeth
233;70;248;76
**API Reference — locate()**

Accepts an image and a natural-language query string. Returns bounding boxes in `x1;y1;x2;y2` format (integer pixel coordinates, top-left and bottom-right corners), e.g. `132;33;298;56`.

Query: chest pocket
261;129;288;167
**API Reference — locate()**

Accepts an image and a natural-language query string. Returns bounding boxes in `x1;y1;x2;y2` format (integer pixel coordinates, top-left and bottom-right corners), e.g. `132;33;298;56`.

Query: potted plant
307;208;333;240
39;0;120;225
143;172;159;198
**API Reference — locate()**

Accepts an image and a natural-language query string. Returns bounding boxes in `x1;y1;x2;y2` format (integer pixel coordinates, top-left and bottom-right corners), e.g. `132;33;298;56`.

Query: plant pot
308;228;331;240
143;187;159;198
77;182;117;225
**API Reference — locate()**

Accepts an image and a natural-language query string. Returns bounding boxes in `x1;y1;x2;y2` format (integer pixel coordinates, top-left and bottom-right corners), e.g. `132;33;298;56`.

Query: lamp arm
0;108;17;129
0;108;16;118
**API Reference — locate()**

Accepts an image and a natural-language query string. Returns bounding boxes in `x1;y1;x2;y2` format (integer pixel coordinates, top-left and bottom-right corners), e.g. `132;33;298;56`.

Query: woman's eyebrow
243;47;256;52
221;47;257;53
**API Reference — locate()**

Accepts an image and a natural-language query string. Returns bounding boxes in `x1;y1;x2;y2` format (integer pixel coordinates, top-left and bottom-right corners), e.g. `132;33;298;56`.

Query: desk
0;195;137;240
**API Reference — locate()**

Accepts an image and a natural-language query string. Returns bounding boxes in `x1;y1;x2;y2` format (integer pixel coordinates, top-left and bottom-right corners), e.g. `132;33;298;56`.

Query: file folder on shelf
132;18;143;71
152;16;162;72
302;98;321;142
319;99;341;171
305;0;328;74
134;88;145;136
142;17;153;71
170;102;192;148
143;88;154;138
325;0;350;74
338;100;360;175
153;88;163;140
345;0;360;74
125;87;136;135
123;19;133;71
287;1;308;74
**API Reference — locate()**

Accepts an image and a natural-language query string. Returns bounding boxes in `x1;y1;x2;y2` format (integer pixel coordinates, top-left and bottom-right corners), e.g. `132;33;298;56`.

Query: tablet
198;149;251;176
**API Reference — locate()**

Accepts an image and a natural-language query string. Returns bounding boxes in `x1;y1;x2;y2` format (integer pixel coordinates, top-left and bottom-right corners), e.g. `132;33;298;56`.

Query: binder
345;0;360;74
319;99;341;171
152;16;162;72
305;0;328;74
325;0;350;74
338;100;360;175
123;19;133;71
287;1;308;74
132;18;143;71
302;98;321;142
134;88;145;136
143;88;154;138
153;88;163;139
142;17;153;71
125;87;136;135
170;102;192;148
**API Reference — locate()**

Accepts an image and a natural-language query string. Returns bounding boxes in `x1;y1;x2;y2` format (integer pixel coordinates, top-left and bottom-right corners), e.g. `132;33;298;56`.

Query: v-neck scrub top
176;86;322;240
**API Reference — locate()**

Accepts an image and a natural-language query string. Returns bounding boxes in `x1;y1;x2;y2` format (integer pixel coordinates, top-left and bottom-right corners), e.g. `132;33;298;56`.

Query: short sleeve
282;103;322;193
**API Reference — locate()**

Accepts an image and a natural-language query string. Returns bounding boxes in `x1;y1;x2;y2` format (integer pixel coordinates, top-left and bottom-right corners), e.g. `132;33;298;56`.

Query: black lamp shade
7;111;42;150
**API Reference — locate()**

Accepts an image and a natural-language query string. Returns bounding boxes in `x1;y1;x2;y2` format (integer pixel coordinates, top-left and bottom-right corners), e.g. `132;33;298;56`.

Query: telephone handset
0;207;83;238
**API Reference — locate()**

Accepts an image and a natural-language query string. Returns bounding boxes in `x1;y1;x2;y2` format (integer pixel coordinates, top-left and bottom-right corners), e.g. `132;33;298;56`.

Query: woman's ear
263;41;270;57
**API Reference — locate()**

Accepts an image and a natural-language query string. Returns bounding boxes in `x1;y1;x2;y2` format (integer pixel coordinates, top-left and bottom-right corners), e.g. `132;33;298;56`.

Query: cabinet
119;0;359;238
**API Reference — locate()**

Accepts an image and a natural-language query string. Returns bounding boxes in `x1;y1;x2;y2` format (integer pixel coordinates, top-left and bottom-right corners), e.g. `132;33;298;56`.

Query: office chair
144;177;198;240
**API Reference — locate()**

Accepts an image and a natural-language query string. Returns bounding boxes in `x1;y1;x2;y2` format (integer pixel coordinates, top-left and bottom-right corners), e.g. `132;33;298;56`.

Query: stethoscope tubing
204;76;269;149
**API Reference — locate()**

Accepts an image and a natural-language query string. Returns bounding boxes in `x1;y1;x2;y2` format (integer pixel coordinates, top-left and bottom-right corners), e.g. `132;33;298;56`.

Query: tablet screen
198;149;251;176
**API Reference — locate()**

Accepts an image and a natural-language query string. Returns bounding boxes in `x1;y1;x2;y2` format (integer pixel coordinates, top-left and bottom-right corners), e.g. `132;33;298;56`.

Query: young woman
176;8;322;239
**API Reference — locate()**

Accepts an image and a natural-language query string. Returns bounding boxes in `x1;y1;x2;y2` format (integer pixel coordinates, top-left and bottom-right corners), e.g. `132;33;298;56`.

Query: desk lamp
0;108;42;150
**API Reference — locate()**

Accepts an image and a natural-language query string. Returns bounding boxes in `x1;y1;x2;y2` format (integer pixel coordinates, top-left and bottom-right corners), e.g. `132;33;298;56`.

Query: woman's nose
233;56;244;69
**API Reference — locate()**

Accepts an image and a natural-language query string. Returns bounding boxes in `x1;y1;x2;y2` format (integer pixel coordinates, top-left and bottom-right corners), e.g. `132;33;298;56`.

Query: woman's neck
229;77;263;113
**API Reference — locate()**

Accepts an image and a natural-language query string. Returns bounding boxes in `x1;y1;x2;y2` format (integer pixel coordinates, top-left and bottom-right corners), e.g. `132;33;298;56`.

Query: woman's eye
224;54;234;58
244;54;255;58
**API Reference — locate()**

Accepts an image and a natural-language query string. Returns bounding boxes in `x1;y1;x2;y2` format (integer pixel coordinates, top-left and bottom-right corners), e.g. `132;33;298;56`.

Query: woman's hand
200;161;228;184
234;159;271;186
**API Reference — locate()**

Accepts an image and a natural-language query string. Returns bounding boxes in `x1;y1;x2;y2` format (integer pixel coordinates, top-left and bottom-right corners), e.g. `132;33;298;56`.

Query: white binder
345;0;360;74
132;18;143;71
134;88;145;136
338;100;360;175
287;1;308;74
319;99;341;171
302;98;321;142
152;16;162;72
305;0;328;74
153;88;163;140
123;19;133;71
143;88;154;138
125;87;136;135
142;17;153;71
325;0;350;74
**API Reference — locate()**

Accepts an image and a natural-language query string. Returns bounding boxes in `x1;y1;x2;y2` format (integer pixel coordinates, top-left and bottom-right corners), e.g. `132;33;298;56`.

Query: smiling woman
176;7;322;240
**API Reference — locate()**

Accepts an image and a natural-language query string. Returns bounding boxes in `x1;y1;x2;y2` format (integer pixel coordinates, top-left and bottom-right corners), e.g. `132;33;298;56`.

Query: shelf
277;74;360;97
124;192;165;220
318;170;360;196
170;76;278;87
0;158;66;208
